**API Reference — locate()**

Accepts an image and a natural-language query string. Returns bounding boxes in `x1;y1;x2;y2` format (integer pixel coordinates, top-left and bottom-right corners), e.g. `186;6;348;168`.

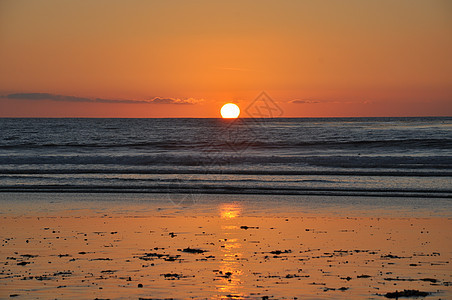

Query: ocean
0;117;451;199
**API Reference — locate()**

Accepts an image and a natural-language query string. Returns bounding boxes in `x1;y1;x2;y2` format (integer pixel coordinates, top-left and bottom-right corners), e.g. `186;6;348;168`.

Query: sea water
0;117;451;199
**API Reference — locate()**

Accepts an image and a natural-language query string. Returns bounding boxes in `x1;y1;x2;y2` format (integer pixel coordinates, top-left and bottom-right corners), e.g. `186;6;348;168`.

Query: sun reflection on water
215;203;245;299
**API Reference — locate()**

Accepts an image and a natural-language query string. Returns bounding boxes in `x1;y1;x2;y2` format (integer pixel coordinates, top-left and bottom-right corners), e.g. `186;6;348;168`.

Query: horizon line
0;116;450;119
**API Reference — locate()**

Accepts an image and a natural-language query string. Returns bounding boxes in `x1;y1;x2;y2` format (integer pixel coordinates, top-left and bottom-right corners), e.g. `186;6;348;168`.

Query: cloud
290;99;364;104
2;93;202;105
148;97;201;105
290;99;321;104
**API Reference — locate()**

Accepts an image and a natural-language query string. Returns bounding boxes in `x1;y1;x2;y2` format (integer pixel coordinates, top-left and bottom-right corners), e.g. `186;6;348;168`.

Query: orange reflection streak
215;203;245;299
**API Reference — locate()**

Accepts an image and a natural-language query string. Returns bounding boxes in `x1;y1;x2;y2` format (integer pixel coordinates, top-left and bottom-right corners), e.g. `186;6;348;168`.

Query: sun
220;103;240;119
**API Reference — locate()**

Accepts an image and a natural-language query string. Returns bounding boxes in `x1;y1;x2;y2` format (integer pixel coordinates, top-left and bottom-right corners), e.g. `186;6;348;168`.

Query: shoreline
1;192;452;218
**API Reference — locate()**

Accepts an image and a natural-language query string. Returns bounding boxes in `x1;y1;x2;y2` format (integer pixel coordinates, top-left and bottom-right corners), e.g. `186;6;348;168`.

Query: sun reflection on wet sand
215;203;245;299
220;203;242;219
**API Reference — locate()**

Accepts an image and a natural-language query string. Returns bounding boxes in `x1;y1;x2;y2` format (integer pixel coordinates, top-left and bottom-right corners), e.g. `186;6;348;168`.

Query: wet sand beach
1;194;451;299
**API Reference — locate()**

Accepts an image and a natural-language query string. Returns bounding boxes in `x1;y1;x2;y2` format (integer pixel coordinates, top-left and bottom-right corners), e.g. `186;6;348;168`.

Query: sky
0;0;451;117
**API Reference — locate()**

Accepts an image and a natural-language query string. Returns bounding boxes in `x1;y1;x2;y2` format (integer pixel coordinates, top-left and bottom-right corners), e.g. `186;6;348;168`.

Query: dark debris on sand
161;273;184;280
269;250;292;255
20;254;38;258
324;287;349;292
135;252;181;262
381;254;410;259
215;271;233;278
420;278;438;283
384;289;430;298
240;226;259;230
178;247;207;254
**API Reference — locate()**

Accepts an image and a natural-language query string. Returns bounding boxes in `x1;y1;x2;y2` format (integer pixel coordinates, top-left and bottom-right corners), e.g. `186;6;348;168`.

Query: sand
0;195;451;299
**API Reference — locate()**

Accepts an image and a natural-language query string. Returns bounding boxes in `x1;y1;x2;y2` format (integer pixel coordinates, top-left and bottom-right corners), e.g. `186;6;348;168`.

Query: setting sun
220;103;240;119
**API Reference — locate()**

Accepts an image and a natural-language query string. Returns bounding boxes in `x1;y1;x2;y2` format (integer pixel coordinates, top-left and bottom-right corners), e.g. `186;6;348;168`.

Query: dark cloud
5;93;92;102
2;93;202;105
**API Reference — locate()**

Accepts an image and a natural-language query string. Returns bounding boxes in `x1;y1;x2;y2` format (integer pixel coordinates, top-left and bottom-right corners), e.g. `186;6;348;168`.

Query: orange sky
0;0;451;117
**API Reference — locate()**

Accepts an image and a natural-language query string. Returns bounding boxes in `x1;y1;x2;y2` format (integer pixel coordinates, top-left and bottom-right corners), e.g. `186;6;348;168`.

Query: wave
0;154;451;170
0;184;450;198
0;168;450;177
0;138;451;150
